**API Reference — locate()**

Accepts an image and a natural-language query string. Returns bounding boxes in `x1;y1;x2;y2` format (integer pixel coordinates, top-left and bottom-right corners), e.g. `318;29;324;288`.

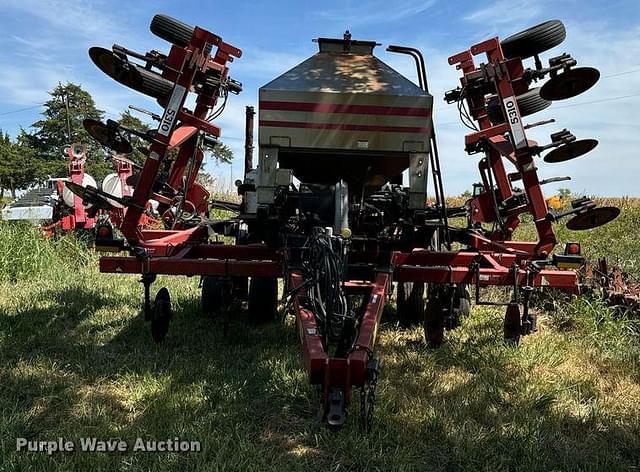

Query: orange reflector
566;243;580;255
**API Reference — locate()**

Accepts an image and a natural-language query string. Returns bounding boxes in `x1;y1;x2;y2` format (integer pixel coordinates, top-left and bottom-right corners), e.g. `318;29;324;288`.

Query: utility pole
244;106;255;174
61;82;72;143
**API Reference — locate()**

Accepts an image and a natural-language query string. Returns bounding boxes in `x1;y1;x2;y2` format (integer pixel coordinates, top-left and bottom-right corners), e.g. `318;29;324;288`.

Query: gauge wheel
396;282;425;326
133;65;174;100
424;287;446;348
447;285;471;330
151;287;172;343
501;20;566;60
486;87;551;124
248;277;278;323
503;302;522;345
201;276;233;316
150;14;213;54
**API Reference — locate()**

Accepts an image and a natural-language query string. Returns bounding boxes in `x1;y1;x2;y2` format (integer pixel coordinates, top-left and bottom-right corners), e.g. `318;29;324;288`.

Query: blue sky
0;0;638;195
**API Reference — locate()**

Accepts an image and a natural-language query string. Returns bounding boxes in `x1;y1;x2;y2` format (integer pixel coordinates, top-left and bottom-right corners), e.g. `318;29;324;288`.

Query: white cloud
232;48;307;80
464;0;543;27
0;63;66;107
315;0;438;26
1;1;637;196
394;14;640;196
2;0;123;40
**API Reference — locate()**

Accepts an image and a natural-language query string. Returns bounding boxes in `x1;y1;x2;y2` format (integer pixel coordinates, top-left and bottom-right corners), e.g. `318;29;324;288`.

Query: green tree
117;110;150;165
115;111;232;165
20;82;111;180
0;132;41;198
209;142;234;164
196;170;216;193
558;188;572;200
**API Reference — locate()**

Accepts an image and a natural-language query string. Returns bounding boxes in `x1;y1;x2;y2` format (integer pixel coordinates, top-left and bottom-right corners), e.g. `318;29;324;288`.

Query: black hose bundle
301;228;354;350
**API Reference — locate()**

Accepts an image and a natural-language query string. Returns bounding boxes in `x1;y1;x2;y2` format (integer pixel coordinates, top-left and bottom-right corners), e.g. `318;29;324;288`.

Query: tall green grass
0;201;639;471
514;197;640;277
0;223;93;283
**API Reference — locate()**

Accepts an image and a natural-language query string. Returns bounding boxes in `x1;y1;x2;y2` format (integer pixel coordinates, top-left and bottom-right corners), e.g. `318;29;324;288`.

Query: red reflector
567;243;580;255
97;226;111;238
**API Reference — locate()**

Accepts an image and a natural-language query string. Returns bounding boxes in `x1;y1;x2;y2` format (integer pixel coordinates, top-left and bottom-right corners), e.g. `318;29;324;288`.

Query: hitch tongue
325;389;346;429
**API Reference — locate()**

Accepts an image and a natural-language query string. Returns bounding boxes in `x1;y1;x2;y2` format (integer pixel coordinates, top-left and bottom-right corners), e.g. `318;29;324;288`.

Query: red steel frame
97;25;582;416
289;271;390;401
104;156;135;228
118;28;241;244
46;149;139;233
449;39;557;257
100;243;578;401
58;146;95;231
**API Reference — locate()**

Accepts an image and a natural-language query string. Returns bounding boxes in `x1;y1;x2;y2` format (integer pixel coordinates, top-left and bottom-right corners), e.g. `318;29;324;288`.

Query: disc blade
64;181;114;210
64;181;89;199
126;173;173;193
83;119;133;154
543;139;598;163
566;206;620;230
89;47;172;100
89;47;144;90
540;67;600;101
125;173;139;188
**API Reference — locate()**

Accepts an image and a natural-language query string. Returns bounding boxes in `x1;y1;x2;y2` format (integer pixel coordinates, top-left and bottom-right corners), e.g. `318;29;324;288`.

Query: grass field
1;200;639;471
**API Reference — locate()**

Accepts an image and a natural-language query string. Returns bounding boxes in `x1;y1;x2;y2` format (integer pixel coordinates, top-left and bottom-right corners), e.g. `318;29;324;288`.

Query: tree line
0;82;233;199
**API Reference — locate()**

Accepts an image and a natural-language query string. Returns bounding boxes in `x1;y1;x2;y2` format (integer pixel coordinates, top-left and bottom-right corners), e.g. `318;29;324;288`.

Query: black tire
486;87;551;124
424;289;446;348
234;277;249;301
501;20;566;60
134;65;174;100
455;285;471;316
135;64;222;106
248;277;278;323
151;287;172;343
396;282;425;325
150;14;213;54
201;276;232;316
515;87;552;116
457;297;471;319
448;285;471;330
503;302;521;345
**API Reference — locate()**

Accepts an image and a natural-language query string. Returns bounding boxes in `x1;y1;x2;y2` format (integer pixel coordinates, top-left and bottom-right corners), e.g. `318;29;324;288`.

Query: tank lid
261;33;429;96
314;31;380;55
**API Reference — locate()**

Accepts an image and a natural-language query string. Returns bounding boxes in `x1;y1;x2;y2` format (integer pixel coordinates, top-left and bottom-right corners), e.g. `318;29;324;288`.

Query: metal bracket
141;273;157;321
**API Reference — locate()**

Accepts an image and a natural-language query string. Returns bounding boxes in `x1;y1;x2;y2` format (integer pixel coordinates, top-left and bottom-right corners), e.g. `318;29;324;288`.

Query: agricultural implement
69;15;627;429
1;144;96;229
47;143;99;233
1;142;136;234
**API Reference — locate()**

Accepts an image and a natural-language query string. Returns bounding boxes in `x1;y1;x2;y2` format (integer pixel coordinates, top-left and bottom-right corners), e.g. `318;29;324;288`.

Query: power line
603;68;640;78
0;104;42;117
551;92;640;109
436;92;640;126
1;65;638;130
431;66;640;113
